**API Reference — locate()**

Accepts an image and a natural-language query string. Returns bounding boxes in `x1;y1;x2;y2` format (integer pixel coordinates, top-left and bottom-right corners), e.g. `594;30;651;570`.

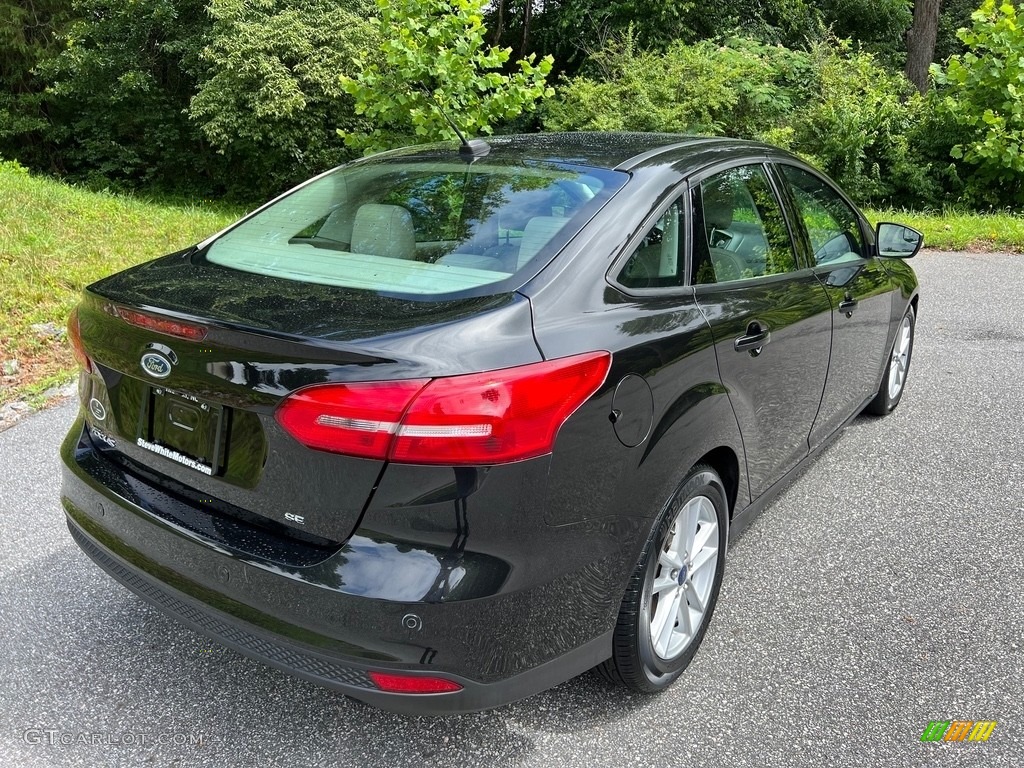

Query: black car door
771;163;893;450
690;163;833;501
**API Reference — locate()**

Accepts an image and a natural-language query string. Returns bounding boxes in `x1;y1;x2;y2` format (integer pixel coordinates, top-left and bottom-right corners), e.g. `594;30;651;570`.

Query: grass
0;163;241;407
1;163;1022;409
865;208;1024;252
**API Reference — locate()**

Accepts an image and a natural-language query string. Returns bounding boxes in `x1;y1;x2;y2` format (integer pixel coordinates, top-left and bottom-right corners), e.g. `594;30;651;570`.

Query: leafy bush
0;0;69;171
37;0;212;192
547;34;948;207
25;0;381;198
817;0;912;55
791;40;940;205
190;0;377;198
0;157;28;174
341;0;554;152
544;33;809;139
519;0;819;77
933;0;1024;206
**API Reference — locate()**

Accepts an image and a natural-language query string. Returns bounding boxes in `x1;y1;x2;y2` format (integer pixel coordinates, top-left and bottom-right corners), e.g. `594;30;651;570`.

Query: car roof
374;132;782;174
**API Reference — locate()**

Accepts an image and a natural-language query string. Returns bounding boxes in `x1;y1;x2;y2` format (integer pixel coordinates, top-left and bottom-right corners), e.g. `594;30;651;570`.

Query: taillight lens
368;671;463;694
275;380;428;458
391;352;611;464
67;308;94;373
275;351;611;465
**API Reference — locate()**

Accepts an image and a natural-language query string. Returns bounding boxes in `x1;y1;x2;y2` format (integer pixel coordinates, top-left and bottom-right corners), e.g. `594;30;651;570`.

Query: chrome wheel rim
887;315;913;401
647;495;720;660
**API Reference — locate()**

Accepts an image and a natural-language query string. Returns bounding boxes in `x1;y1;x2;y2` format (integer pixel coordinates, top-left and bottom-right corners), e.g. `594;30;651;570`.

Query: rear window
202;158;627;298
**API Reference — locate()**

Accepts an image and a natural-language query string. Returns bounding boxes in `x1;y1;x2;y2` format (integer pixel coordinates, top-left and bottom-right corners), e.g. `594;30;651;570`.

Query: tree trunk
520;0;533;58
905;0;942;94
492;0;504;47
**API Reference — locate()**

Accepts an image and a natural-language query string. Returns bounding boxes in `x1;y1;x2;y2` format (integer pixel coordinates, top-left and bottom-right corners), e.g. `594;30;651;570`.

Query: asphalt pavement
1;251;1022;767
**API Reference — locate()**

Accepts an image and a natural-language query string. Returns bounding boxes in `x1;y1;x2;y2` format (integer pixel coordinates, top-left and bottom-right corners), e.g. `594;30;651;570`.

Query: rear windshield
202;157;627;298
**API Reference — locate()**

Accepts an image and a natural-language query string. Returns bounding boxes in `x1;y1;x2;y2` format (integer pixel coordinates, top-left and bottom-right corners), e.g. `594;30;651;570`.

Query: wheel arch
693;446;740;520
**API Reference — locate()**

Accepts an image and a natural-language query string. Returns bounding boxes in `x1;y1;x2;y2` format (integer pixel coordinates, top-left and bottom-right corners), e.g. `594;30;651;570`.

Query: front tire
866;305;915;416
599;465;727;692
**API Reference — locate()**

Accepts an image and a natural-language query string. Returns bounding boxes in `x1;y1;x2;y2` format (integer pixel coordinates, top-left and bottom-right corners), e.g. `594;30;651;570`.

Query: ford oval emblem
140;351;172;379
88;398;107;421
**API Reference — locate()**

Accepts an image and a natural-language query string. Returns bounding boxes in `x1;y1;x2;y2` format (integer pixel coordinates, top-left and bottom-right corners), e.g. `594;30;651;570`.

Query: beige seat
315;204;356;245
350;203;416;260
517;216;568;269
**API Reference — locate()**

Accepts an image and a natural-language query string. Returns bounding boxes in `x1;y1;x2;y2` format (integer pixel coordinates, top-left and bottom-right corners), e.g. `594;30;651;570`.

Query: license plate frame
136;386;227;476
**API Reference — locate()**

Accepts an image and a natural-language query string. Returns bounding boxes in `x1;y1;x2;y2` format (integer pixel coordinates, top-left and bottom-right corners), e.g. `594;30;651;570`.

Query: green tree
37;0;212;191
510;0;820;76
546;34;942;206
189;0;378;197
544;33;810;141
818;0;912;56
341;0;554;152
933;0;1024;205
0;0;69;169
792;40;936;204
935;0;979;60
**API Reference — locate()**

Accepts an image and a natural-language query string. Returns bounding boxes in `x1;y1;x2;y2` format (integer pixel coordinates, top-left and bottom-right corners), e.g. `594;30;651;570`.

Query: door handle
838;298;858;316
734;322;771;354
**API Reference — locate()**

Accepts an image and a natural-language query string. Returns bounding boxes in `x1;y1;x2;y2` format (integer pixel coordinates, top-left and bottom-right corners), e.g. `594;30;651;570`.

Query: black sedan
61;133;920;714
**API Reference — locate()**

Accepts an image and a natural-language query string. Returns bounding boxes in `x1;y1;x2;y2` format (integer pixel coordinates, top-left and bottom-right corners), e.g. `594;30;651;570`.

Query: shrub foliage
546;34;946;207
341;0;553;152
934;0;1024;206
0;0;1020;208
190;0;377;196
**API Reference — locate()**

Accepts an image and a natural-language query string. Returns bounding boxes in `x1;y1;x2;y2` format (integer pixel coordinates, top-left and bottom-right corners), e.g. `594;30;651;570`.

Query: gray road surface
1;251;1022;767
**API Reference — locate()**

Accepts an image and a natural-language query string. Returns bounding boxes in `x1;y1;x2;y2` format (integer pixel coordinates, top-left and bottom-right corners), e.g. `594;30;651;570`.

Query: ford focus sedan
61;133;920;714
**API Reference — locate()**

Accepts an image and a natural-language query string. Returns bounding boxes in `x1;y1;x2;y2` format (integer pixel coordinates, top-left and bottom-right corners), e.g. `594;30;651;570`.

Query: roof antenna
418;86;490;160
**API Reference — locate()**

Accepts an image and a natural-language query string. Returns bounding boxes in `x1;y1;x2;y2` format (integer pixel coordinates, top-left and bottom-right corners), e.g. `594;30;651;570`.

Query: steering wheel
709;227;734;248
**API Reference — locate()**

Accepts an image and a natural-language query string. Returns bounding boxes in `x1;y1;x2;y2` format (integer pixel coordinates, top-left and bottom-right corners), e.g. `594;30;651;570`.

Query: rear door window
691;165;799;284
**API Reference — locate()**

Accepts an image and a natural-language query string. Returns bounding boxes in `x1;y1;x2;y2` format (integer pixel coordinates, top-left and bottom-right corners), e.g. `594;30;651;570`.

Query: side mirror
875;222;923;259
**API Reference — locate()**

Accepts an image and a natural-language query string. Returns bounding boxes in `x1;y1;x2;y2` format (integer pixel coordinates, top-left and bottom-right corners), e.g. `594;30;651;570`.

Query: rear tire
866;305;915;416
599;465;727;692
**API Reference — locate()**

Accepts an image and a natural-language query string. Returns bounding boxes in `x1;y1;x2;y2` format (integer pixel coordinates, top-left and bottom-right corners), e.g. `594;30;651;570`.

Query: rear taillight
275;380;429;458
275;351;612;465
67;308;94;374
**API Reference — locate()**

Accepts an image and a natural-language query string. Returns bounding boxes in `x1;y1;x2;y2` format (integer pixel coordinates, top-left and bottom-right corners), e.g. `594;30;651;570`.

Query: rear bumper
60;418;617;714
64;512;610;714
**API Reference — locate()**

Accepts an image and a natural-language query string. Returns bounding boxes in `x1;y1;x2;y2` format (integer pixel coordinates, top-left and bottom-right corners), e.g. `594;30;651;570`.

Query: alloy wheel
888;314;913;401
646;495;720;660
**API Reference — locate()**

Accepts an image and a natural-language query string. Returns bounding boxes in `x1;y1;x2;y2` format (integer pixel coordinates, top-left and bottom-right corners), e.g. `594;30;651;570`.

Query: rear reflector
368;671;463;694
112;306;208;341
275;351;612;465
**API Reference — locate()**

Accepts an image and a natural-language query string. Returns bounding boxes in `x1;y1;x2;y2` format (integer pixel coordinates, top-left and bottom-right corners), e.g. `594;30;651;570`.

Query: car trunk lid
75;254;539;551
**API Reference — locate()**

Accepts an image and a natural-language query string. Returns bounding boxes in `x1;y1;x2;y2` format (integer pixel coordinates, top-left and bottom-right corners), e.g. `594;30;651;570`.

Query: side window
691;165;798;284
617;202;683;289
779;165;864;265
